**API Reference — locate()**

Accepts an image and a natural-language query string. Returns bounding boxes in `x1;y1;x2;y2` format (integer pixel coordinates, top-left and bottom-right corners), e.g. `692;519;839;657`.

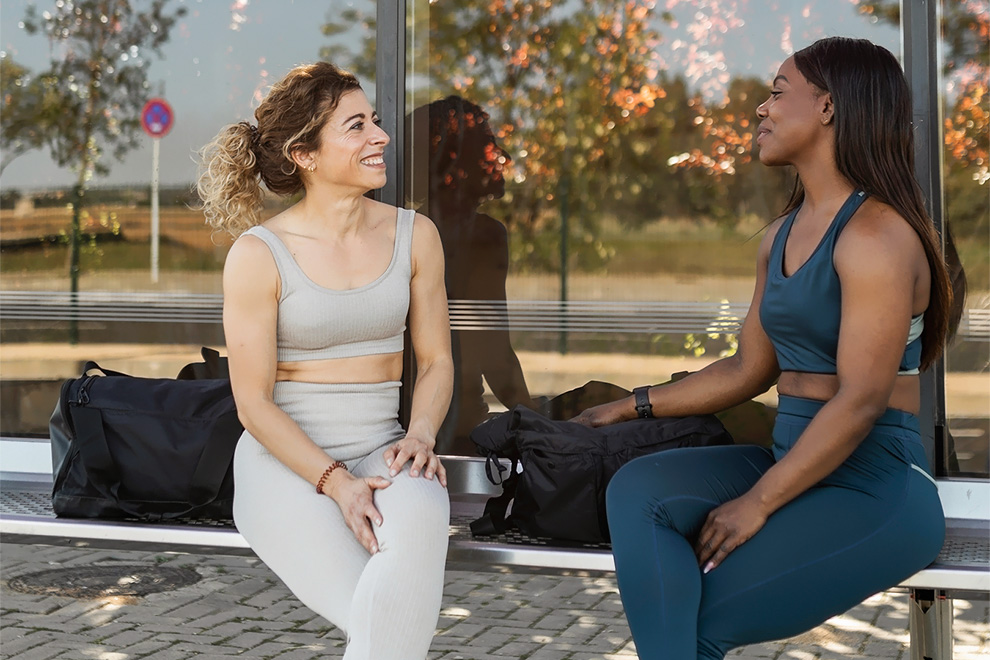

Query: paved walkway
1;543;987;660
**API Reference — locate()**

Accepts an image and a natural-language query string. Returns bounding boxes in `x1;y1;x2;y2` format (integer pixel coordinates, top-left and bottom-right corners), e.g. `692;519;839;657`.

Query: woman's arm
382;214;454;484
471;222;535;409
572;222;784;427
697;203;926;571
224;236;390;553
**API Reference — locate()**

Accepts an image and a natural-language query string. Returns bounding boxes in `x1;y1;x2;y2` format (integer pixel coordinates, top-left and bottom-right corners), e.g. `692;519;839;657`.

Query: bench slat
2;488;987;595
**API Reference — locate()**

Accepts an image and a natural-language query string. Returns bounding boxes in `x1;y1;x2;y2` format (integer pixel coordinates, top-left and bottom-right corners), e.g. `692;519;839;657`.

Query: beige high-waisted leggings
233;380;450;660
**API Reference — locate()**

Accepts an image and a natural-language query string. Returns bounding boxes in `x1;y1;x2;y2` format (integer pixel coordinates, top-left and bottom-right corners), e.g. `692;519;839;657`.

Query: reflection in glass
412;0;903;455
409;97;537;454
940;0;989;477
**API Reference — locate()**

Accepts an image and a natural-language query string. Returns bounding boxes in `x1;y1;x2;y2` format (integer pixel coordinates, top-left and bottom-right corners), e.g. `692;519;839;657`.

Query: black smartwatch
633;386;654;419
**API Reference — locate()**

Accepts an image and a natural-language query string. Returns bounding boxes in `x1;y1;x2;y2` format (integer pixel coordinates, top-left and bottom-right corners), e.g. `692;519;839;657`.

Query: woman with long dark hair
573;37;951;658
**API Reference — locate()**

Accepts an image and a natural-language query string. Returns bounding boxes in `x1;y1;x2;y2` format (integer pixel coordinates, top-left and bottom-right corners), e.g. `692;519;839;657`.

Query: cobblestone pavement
1;543;987;660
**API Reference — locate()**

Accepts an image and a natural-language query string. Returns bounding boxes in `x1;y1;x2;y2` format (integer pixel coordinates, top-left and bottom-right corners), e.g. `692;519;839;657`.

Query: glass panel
940;0;990;478
0;1;375;436
407;1;901;455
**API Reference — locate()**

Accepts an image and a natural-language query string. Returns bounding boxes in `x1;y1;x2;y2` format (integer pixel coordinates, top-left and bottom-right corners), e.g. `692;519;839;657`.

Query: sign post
141;98;174;284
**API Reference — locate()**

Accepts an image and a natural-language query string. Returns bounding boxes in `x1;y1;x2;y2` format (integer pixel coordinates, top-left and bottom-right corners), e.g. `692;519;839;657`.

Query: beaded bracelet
316;460;348;495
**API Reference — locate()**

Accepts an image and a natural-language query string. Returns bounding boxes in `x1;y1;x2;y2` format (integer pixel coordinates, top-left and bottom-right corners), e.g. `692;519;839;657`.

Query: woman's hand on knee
383;436;448;487
327;472;390;555
695;495;768;574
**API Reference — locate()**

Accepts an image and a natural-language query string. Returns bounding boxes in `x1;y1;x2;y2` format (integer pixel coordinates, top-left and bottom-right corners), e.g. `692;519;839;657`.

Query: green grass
1;228;985;289
603;236;760;276
0;238;225;273
956;239;989;294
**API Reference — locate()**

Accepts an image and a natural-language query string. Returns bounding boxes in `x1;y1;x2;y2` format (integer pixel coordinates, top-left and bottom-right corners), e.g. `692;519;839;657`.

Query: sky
1;0;375;190
0;0;896;191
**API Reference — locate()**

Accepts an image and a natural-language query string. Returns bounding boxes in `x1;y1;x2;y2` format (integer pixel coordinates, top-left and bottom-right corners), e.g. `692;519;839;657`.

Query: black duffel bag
49;350;242;521
470;405;732;544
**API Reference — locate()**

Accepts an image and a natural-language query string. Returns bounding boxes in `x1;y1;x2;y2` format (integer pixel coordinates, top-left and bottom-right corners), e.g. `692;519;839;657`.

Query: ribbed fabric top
760;190;923;374
242;209;414;362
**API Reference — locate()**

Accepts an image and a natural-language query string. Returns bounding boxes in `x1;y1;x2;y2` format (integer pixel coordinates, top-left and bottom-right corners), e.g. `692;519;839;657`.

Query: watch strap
633;386;654;419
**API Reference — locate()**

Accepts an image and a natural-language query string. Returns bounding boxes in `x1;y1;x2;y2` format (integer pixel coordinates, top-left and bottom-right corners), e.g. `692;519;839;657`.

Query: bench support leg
909;588;953;660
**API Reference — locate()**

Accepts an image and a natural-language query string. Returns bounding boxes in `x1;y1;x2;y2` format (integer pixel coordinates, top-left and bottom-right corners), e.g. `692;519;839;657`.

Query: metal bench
2;439;987;660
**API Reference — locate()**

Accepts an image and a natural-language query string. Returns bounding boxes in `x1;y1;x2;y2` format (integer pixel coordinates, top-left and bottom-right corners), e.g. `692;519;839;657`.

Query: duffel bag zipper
72;375;97;406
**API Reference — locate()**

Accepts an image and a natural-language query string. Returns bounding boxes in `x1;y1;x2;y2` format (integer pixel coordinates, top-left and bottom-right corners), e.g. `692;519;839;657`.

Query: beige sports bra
241;209;414;362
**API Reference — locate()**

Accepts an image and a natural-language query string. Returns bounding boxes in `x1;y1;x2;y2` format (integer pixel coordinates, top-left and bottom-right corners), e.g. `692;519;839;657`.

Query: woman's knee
608;446;771;537
607;452;667;510
377;473;450;540
606;453;690;537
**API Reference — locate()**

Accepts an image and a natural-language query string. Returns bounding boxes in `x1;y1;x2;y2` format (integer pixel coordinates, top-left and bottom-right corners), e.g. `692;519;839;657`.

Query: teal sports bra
760;190;923;375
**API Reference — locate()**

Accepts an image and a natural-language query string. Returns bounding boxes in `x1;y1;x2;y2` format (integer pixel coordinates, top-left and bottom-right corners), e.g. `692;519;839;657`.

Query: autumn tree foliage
416;0;670;270
859;0;988;291
939;1;989;239
323;0;985;273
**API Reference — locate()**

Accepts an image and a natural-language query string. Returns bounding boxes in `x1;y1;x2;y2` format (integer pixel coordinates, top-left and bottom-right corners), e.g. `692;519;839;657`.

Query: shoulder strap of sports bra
829;189;869;237
241;225;297;299
396;208;416;265
768;206;800;270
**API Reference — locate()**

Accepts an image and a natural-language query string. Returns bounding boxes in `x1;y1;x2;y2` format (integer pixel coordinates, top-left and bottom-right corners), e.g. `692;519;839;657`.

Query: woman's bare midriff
275;352;404;384
778;371;921;416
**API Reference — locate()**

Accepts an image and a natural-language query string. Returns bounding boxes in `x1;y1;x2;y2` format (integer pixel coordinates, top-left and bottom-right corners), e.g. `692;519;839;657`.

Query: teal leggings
605;396;945;660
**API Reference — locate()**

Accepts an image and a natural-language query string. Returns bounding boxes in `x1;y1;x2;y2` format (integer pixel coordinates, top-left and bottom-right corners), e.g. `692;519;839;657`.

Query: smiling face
302;88;390;192
755;56;834;168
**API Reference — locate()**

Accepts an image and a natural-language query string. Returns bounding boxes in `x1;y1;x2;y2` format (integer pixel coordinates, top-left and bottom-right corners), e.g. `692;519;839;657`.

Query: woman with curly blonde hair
198;61;453;660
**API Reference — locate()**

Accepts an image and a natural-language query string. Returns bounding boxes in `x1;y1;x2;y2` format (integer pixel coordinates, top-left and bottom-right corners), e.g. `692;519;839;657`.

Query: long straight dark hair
780;37;953;370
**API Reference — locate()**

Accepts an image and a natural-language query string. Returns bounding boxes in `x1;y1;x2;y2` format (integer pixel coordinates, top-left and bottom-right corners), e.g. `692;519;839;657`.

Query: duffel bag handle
470;459;519;537
81;361;129;378
69;404;237;520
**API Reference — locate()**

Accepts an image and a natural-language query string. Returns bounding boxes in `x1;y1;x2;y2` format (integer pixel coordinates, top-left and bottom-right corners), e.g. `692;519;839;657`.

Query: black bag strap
70;405;117;485
470;458;519;537
177;347;230;380
68;405;128;512
187;410;241;502
81;362;129;378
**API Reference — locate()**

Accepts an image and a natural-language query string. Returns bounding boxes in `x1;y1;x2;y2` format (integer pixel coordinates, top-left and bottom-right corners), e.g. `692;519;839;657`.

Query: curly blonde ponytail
197;121;265;238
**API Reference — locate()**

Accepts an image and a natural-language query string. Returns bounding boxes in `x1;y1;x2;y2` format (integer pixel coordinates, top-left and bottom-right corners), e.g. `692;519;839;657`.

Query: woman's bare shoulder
224;230;278;293
841;198;922;255
410;211;443;253
227;229;273;264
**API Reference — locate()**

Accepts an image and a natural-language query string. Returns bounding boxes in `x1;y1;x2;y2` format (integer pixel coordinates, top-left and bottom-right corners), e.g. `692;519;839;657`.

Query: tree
859;0;988;324
858;0;988;237
20;0;186;339
417;0;669;272
0;55;64;175
319;2;376;82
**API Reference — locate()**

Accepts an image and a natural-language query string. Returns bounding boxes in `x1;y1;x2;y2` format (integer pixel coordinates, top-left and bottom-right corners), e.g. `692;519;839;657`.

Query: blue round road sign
141;98;174;138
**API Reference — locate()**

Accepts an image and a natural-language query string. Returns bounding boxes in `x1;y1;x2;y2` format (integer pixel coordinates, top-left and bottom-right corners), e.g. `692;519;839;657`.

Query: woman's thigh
696;468;944;654
607;444;774;539
233;432;369;631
